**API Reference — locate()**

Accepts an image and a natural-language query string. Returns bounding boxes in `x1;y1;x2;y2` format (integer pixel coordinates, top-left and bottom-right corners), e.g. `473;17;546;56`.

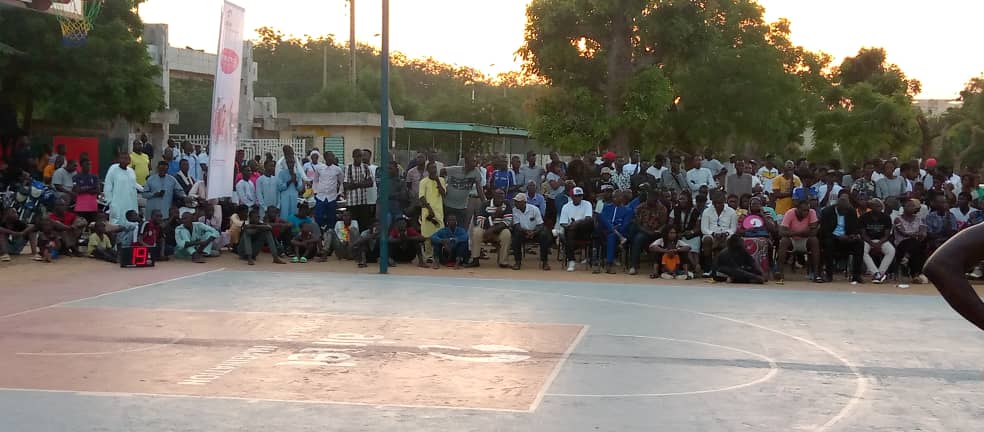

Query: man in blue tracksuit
597;190;636;274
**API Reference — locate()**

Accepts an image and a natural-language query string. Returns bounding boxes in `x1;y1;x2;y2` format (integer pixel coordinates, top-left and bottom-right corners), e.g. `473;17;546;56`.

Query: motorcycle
13;179;56;224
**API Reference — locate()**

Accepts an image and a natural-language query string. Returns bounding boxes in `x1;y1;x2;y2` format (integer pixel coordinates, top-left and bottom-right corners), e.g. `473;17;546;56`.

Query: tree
0;0;162;130
942;76;984;172
813;48;921;164
519;0;828;156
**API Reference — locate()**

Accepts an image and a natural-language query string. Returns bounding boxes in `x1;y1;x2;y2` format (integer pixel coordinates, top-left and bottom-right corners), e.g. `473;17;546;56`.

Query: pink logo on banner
220;48;240;74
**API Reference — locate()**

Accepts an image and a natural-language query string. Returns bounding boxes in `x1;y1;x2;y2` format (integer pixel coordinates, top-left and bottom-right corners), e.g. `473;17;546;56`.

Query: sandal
299;257;308;263
649;273;658;279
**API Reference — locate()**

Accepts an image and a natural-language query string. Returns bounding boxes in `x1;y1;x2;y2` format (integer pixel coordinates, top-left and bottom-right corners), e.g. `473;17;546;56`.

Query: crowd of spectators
3;135;983;287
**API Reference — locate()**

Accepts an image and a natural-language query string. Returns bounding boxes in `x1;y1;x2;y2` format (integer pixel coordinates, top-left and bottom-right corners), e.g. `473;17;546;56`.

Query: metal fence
168;134;309;163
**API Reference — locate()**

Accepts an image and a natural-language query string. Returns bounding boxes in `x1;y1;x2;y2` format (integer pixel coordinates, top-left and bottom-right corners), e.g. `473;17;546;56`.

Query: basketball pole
378;0;391;274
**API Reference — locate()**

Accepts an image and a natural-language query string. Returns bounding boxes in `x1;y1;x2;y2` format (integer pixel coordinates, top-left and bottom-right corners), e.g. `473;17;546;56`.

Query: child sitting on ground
88;221;116;263
36;219;62;263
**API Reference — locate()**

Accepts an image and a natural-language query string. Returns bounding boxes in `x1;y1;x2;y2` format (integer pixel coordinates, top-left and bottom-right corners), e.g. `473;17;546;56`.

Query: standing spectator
143;161;184;221
725;160;754;198
194;144;210;174
179;141;201;184
630;161;657;194
686;156;716;193
384;160;409;223
628;194;667;275
164;148;180;176
510;155;526;196
595;167;617;193
72;159;99;222
623;150;642;176
444;153;485;225
701;149;725;178
548;151;567;173
776;199;821;283
661;160;689;193
819;196;864;283
860;198;895;284
256;160;279;216
756;157;780;193
875;160;906;200
104;153;143;225
140;133;154;161
772;161;801;215
701;191;738;276
418;162;446;262
647;154;667;184
893;198;929;284
431;213;469;268
174;159;195;195
510;192;552;271
520;151;545;188
851;161;877;198
490;158;516;200
362;149;379;218
235;164;258;209
558;187;595;272
611;158;632;191
344;148;374;229
311;151;344;229
814;169;843;208
276;156;305;221
51;158;76;204
405;152;428;205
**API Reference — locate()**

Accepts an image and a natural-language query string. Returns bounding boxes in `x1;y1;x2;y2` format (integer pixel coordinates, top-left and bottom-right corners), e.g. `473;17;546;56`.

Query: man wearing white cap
557;187;595;272
511;193;552;271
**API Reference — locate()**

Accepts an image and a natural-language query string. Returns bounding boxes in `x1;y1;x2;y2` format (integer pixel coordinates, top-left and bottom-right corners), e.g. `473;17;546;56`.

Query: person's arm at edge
924;223;984;331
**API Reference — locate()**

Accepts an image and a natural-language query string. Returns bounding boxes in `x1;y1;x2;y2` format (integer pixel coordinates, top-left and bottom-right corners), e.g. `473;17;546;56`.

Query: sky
138;0;984;99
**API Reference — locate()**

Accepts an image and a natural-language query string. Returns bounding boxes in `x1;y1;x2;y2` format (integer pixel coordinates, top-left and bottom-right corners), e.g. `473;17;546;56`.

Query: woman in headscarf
276;146;308;221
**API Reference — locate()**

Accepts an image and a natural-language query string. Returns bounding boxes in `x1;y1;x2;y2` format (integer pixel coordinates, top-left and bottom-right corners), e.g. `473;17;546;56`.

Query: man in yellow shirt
772;161;801;215
130;140;151;187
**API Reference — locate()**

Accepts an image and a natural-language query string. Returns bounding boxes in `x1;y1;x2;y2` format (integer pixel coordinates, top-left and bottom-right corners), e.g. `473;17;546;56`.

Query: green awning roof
404;120;529;138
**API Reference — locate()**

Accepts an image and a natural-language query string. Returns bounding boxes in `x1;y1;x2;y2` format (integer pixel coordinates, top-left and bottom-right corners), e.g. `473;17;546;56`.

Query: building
278;112;406;165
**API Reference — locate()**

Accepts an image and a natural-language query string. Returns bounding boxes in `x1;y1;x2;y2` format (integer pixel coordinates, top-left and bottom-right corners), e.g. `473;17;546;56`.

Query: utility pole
349;0;357;86
378;0;390;274
322;42;328;90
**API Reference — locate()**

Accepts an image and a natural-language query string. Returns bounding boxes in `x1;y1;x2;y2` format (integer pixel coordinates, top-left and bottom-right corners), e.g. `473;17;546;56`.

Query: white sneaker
566;261;576;272
675;274;688;280
628;267;637;275
968;267;983;279
0;254;10;262
660;272;674;280
872;273;883;284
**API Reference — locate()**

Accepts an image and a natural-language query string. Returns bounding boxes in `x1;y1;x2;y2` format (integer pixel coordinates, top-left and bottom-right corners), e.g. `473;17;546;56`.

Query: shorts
791;238;808;253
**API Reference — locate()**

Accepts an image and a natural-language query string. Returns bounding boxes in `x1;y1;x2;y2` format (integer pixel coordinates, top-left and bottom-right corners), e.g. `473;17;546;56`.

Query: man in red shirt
388;215;426;267
48;199;86;256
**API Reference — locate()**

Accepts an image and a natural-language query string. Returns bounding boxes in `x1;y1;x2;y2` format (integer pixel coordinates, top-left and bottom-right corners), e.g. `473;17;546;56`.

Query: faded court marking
16;332;186;357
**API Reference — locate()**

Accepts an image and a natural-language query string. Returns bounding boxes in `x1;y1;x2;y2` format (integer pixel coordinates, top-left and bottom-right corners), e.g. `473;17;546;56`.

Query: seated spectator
557;187;595;272
510;192;552;271
264;206;294;256
819;196;864;283
776;199;821;283
598;190;635;274
925;192;958;254
290;222;321;263
712;235;765;284
141;209;166;262
431;214;469;269
649;225;693;280
239;208;287;265
0;208;38;262
669;191;703;273
594;184;614;214
860;198;894;284
87;222;116;263
465;189;513;268
951;192;975;229
388;216;426;267
228;205;248;253
160;206;181;259
737;196;776;281
175;211;220;263
48;199;86;257
894;198;929;284
628;195;667;275
701;191;738;277
353;221;383;268
197;203;229;251
331;210;360;260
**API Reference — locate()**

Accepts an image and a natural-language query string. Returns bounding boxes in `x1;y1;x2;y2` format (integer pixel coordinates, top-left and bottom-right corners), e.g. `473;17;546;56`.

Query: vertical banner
206;1;245;199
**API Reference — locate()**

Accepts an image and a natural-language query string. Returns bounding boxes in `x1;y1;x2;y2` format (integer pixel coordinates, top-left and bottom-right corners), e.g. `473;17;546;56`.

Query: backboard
0;0;84;19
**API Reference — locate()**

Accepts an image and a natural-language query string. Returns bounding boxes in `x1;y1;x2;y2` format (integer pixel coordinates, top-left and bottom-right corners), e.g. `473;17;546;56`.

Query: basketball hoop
56;0;103;47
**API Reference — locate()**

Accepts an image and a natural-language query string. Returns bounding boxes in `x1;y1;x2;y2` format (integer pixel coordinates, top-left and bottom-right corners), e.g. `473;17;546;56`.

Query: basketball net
56;0;103;46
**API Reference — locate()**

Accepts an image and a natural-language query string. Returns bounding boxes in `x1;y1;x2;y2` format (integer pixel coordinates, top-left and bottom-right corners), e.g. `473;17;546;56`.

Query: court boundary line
546;333;780;398
0;387;531;414
0;268;226;321
529;324;589;412
412;282;869;432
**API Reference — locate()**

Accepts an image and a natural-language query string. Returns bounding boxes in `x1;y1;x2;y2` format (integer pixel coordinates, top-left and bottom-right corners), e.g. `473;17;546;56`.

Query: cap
601;167;613;175
573;187;585;196
513;193;528;202
925;158;938;168
603;151;616;161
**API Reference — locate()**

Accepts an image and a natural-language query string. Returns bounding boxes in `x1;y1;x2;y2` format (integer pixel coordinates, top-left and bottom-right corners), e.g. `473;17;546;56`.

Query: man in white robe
104;153;144;224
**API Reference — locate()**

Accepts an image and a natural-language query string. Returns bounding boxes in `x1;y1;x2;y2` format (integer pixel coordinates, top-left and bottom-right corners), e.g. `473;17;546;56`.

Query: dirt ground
3;251;981;302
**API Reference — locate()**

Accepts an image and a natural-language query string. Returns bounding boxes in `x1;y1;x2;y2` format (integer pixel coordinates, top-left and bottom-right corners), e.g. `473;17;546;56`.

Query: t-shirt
557;200;594;227
651;238;689;249
444;166;484;210
141;221;161;246
389;226;421;239
875;176;907;199
772;175;801;215
51;167;75;190
49;211;78;227
860;211;891;240
87;232;113;255
781;208;818;240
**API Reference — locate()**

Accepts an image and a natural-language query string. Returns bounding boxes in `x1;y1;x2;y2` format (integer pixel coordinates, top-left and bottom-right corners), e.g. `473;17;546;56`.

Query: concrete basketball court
1;267;982;431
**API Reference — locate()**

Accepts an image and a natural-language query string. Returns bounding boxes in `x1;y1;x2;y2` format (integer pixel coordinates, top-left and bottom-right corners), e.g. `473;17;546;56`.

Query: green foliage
520;0;829;156
0;0;162;129
813;48;920;165
941;76;984;171
169;78;212;134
